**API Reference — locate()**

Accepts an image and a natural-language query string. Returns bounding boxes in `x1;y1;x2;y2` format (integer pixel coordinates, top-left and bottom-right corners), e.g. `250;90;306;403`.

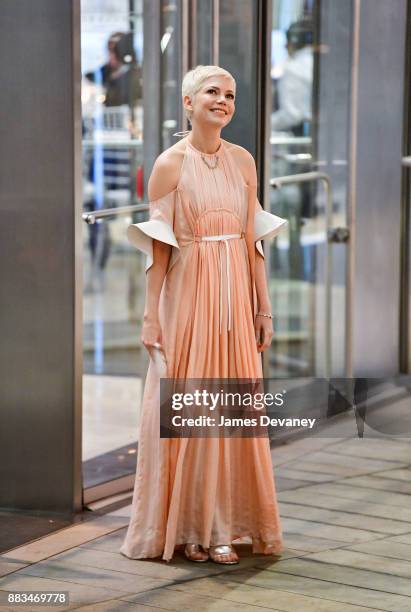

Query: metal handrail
82;139;143;149
270;170;330;190
82;203;149;225
273;153;313;163
270;136;312;146
270;171;341;378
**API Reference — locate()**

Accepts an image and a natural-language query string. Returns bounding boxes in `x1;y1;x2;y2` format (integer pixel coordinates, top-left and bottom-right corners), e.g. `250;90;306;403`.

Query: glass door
266;0;351;377
79;0;355;503
80;0;184;503
81;0;145;502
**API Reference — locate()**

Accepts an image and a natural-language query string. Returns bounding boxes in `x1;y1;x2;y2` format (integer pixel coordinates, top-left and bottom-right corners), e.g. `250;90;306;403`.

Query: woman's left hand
255;315;274;353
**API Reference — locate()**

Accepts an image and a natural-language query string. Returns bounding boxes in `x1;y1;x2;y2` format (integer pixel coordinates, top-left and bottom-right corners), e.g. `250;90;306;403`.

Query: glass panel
160;0;183;150
81;0;145;488
196;0;213;65
219;0;258;153
267;0;350;376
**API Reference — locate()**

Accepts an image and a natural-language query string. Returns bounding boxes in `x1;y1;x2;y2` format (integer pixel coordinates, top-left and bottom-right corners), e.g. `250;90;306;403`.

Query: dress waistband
194;232;244;334
194;232;245;242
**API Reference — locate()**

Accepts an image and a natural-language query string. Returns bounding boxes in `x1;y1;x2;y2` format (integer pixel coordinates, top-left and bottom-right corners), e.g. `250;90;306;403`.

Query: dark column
0;1;83;512
350;0;407;375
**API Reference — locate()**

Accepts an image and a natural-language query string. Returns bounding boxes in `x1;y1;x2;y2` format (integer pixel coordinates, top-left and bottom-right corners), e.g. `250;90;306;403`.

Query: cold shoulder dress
120;138;287;562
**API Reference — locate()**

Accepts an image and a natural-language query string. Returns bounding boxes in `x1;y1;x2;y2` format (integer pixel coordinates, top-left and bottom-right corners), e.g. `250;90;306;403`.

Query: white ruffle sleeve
126;189;180;273
255;198;288;258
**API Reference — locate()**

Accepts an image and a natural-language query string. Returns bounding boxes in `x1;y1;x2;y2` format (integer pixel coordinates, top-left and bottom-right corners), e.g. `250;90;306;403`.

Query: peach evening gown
120;138;288;562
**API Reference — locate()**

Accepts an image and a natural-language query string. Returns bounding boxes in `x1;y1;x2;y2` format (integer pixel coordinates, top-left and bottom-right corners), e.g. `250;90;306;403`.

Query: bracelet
256;311;273;319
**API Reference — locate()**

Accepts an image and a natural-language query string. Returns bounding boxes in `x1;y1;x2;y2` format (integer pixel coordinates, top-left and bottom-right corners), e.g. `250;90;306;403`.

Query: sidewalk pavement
1;406;411;611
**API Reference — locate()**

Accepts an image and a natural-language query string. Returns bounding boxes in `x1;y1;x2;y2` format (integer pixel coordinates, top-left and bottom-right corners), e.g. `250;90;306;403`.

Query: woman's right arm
141;151;180;352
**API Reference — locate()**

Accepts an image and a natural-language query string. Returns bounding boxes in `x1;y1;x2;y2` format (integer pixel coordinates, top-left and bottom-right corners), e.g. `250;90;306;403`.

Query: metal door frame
400;0;411;373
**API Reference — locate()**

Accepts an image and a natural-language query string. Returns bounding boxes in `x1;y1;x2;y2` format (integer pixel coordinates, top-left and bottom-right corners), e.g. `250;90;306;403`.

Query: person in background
272;19;315;281
85;32;142;113
271;19;314;134
83;32;142;292
85;32;122;87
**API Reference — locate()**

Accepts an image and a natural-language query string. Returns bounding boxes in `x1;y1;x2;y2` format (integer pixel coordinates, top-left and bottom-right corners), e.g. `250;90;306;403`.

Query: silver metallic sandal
209;544;239;565
184;543;209;562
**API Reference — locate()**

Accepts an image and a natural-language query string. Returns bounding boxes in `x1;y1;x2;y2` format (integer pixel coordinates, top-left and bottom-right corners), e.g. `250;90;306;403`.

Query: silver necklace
201;154;219;170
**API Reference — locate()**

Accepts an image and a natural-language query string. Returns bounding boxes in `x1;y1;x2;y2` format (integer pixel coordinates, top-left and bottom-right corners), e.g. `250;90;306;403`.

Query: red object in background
136;166;144;200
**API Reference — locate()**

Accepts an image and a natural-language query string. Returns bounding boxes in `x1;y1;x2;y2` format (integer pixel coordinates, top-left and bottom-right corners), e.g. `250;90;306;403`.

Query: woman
120;65;287;564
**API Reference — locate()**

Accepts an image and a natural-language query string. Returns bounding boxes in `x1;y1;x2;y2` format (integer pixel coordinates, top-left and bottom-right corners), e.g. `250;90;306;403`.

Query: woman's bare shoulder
148;140;186;201
222;140;257;187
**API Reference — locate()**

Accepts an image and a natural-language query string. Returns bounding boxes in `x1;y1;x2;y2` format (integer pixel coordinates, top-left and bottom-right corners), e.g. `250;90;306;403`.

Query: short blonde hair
182;65;236;121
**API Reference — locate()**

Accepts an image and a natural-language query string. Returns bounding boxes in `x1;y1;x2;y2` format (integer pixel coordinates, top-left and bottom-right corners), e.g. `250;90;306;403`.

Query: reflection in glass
160;0;182;150
81;1;146;489
268;0;349;378
268;3;316;378
271;18;313;136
